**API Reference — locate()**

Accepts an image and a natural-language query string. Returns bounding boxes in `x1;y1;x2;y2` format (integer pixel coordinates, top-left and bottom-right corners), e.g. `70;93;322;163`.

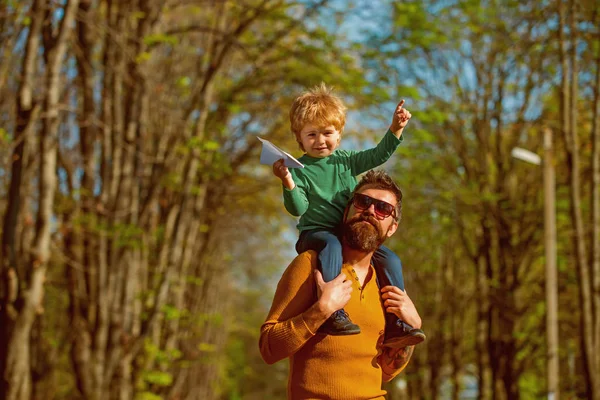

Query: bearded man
259;170;423;400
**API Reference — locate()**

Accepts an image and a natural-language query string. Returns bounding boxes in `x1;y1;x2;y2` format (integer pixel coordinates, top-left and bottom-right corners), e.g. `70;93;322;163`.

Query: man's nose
363;204;376;216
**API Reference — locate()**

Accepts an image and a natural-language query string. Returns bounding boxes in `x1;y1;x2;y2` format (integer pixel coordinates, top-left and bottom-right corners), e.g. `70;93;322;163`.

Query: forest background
0;0;598;399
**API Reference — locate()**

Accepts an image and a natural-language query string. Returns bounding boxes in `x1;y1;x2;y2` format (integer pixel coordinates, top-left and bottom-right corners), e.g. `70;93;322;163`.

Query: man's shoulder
278;250;319;287
292;250;319;269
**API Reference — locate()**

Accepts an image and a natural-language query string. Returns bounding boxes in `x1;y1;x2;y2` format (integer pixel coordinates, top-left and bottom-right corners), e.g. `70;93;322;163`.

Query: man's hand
389;100;412;138
314;270;352;318
273;158;295;190
381;285;422;329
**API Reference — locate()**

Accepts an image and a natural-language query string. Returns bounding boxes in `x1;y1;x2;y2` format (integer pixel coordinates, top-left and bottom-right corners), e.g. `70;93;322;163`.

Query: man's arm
377;285;421;380
259;252;352;364
379;345;414;382
380;285;422;329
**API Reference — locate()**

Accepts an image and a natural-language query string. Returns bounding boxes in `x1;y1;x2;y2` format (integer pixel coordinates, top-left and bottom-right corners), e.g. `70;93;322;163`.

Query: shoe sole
383;333;426;348
319;328;361;336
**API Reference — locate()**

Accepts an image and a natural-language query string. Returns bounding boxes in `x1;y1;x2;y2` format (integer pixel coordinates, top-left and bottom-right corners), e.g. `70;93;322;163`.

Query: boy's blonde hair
289;83;347;150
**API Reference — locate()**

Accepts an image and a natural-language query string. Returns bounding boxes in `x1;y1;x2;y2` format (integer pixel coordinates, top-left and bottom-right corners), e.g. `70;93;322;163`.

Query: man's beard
341;214;387;253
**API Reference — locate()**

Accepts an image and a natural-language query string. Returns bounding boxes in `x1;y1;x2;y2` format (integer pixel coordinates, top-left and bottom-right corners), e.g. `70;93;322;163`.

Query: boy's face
298;122;341;158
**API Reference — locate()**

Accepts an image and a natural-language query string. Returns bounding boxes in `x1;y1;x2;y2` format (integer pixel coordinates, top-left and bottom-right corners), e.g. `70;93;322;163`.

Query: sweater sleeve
259;252;327;365
282;184;309;217
347;129;403;176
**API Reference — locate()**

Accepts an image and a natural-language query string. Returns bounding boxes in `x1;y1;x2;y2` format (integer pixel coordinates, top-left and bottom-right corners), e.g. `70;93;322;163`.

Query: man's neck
342;247;374;272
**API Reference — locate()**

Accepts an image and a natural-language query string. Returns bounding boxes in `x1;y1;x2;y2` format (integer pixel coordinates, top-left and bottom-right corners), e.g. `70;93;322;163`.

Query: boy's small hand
273;158;295;190
273;158;289;179
390;100;412;137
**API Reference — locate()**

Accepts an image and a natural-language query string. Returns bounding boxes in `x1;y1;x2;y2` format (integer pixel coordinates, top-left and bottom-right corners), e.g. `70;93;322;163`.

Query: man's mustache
348;214;379;230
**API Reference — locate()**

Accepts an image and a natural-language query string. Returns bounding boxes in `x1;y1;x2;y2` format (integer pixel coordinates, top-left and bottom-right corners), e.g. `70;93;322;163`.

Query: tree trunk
0;2;44;394
558;1;598;398
0;1;80;398
68;0;98;397
590;10;600;398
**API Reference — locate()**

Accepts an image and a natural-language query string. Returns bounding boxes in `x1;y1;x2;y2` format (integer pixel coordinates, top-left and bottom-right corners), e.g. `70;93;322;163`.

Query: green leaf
136;52;151;64
131;11;146;20
0;128;9;143
142;371;173;387
199;224;210;233
161;304;186;321
203;140;220;151
143;33;178;47
176;76;191;88
185;275;204;286
198;342;216;352
135;393;163;400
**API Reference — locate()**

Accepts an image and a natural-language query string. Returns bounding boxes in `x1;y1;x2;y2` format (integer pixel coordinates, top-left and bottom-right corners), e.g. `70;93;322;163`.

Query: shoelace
396;320;413;333
333;310;349;321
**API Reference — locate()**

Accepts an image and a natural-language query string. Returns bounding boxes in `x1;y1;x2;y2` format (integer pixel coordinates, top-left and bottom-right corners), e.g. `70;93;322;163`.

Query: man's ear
386;220;398;237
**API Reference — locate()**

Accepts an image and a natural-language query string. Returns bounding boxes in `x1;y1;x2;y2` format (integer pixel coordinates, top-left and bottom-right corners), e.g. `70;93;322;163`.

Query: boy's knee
324;237;342;251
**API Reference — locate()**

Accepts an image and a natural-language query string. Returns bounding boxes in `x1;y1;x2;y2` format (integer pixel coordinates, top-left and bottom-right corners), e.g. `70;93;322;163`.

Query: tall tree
557;0;600;397
0;0;80;399
374;0;570;397
0;0;374;399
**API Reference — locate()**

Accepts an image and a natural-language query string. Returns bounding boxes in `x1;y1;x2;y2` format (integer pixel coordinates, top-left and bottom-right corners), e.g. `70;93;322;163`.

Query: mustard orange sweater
259;251;408;399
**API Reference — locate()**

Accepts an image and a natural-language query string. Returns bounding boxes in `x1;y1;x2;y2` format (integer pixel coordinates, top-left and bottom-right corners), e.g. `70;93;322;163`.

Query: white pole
543;128;559;400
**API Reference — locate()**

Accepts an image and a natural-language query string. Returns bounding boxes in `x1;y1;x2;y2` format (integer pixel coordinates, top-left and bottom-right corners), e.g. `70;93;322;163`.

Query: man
259;170;422;399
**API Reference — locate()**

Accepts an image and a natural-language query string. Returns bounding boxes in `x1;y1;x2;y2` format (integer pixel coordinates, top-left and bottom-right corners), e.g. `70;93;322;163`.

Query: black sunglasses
351;193;397;220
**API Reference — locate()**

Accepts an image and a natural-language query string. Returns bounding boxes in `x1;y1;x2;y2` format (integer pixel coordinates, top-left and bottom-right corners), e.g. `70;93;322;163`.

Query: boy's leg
371;245;405;290
373;245;425;348
296;229;343;282
295;229;360;335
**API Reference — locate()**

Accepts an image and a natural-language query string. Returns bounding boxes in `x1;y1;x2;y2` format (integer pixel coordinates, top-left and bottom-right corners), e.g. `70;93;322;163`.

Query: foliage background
0;0;598;399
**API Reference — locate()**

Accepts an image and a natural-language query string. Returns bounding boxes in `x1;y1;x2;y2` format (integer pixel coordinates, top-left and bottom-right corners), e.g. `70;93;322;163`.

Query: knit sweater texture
259;251;407;399
283;130;402;232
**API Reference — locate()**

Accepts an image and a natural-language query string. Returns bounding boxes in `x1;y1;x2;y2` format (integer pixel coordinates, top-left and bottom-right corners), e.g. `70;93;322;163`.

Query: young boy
272;83;425;348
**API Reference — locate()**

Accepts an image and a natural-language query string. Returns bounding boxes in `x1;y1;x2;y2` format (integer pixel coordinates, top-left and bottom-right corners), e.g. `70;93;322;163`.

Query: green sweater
283;130;402;232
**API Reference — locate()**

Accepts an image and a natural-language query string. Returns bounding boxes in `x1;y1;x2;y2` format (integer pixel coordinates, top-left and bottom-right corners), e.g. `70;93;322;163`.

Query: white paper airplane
257;137;304;168
511;147;541;165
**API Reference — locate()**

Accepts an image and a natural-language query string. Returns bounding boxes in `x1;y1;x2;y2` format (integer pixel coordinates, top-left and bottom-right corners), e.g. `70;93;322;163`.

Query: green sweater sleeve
282;177;309;217
347;130;403;176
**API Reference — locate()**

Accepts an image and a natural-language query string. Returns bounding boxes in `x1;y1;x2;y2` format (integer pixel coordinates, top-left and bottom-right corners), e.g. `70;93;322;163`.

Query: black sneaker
318;309;361;336
383;319;426;348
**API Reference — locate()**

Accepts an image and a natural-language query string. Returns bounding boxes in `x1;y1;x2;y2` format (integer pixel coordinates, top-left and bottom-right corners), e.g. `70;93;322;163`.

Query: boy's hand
390;100;412;138
273;158;295;190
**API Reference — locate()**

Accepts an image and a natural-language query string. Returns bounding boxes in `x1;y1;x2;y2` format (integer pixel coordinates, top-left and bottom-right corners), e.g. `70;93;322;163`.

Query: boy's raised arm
346;99;411;176
389;100;411;139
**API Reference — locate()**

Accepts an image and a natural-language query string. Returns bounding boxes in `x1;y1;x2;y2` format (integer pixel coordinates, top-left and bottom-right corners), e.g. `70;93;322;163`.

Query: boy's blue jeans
295;228;404;291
